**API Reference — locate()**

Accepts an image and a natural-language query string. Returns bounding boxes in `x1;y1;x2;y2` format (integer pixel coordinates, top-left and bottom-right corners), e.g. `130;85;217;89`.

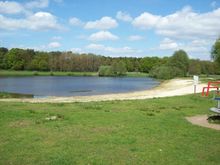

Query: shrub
33;71;39;76
98;66;114;77
149;66;183;79
111;61;127;76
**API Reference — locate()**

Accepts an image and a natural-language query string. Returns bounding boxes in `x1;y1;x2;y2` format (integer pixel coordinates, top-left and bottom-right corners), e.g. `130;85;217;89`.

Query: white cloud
69;17;83;26
0;0;50;15
48;41;61;48
88;31;119;41
138;6;220;59
132;6;220;40
132;12;161;29
157;38;210;59
86;43;141;56
25;0;49;9
128;35;143;41
0;1;24;14
26;12;61;30
84;16;118;30
159;38;179;50
0;12;62;30
86;43;104;50
116;11;132;22
70;48;84;54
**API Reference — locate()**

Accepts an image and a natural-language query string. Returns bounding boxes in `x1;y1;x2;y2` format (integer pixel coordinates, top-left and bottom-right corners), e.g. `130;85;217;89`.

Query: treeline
150;50;219;79
0;47;218;77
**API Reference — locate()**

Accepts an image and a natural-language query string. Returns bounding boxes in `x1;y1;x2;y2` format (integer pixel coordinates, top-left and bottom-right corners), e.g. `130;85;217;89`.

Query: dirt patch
9;120;32;128
186;115;220;131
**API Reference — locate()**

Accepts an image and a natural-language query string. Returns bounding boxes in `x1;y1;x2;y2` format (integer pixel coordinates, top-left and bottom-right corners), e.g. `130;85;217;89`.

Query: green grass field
0;94;220;165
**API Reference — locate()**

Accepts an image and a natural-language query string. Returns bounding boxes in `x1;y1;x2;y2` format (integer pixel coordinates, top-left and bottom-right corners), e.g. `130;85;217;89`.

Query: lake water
0;76;159;97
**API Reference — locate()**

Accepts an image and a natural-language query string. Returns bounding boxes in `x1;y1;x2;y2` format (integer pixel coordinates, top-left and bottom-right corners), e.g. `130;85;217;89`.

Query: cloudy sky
0;0;220;60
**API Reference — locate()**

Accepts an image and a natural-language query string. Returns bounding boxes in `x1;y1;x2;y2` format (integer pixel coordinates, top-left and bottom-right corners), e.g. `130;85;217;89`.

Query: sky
0;0;220;60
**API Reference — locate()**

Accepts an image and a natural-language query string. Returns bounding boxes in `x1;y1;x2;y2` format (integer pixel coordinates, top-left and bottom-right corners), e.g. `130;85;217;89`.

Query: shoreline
0;78;207;103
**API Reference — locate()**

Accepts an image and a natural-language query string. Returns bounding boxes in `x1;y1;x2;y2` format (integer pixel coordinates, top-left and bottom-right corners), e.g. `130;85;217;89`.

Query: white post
193;75;199;94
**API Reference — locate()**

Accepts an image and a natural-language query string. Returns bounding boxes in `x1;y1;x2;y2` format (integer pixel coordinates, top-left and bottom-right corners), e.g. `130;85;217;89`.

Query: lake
0;76;159;97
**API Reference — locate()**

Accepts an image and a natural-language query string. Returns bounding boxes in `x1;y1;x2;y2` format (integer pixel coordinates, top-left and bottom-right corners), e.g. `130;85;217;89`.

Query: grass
198;74;220;83
0;70;149;78
126;72;149;77
0;92;33;98
0;70;98;77
0;94;220;164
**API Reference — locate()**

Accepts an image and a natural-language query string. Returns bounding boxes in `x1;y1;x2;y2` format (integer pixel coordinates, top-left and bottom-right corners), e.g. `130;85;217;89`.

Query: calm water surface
0;76;159;97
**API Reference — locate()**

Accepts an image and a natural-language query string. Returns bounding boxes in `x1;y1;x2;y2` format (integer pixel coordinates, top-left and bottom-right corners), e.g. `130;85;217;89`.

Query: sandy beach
0;78;207;103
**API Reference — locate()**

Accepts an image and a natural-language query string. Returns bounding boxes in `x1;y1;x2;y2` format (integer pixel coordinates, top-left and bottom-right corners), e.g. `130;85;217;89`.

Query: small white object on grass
45;116;57;120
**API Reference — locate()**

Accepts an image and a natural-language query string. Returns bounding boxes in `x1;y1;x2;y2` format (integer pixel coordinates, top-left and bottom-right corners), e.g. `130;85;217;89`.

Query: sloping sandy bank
0;78;207;103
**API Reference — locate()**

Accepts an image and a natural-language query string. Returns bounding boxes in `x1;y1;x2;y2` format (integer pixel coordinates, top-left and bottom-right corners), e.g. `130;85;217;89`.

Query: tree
149;66;181;79
111;61;127;76
30;52;49;71
0;47;8;69
211;37;220;65
98;66;114;76
5;48;25;70
140;57;160;73
23;49;35;70
168;50;189;76
188;59;201;75
200;60;216;75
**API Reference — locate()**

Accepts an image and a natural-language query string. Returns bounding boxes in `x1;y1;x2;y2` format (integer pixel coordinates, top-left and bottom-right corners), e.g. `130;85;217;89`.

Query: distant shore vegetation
0;38;219;79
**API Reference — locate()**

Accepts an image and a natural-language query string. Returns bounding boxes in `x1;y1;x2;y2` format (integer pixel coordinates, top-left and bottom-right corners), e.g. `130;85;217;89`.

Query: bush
33;71;39;76
111;61;127;76
98;66;114;77
149;66;183;79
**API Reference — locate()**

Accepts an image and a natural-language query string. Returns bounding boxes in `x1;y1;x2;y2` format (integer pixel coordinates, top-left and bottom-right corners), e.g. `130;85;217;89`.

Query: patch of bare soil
9;120;32;128
186;115;220;131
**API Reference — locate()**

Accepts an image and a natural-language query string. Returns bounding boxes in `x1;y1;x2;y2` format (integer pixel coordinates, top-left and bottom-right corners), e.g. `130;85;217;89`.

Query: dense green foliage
0;47;8;69
150;49;219;79
150;50;189;79
98;61;127;76
149;66;182;79
0;47;218;78
0;94;220;164
98;66;114;76
0;47;162;73
211;37;220;64
189;59;202;75
168;50;189;76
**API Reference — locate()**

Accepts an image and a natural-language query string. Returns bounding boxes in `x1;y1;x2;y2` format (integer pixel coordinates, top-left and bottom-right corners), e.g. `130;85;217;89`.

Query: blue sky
0;0;220;60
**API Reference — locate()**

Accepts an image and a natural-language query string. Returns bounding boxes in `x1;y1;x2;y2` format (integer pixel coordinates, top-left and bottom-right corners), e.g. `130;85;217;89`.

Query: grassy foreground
0;94;220;165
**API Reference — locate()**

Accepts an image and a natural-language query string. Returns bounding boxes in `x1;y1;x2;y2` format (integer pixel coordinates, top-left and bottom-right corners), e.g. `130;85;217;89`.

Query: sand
0;78;207;103
186;115;220;131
